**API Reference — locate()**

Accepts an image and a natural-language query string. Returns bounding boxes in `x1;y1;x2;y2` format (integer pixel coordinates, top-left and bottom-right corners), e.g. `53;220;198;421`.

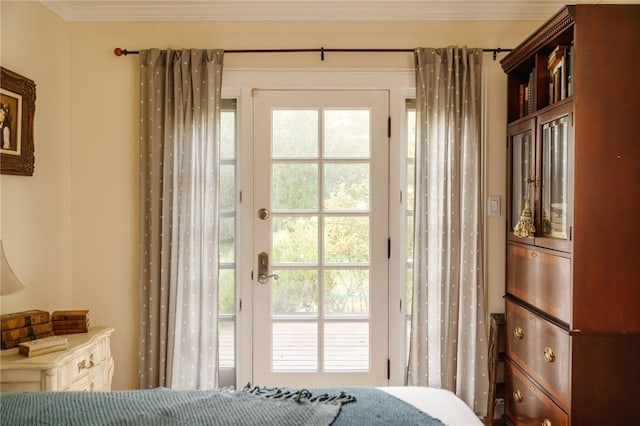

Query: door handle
257;252;279;285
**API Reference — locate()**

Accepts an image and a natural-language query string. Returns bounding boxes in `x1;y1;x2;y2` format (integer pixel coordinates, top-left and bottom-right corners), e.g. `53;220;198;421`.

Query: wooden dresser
500;5;640;425
0;327;114;392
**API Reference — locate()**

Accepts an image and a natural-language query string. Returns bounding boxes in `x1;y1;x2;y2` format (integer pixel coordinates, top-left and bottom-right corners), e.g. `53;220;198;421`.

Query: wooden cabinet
0;327;114;392
501;5;640;425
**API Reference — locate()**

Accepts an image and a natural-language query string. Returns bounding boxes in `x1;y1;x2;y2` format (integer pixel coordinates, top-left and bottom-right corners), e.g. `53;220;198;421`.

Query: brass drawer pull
542;419;552;426
513;326;524;339
543;346;555;363
78;354;95;372
513;389;523;402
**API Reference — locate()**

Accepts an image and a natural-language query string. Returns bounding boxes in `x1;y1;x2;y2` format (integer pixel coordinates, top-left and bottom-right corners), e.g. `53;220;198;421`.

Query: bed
380;387;483;426
1;384;482;425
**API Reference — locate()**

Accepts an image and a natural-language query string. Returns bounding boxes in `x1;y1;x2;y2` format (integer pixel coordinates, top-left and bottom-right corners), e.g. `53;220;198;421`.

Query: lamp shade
0;240;26;295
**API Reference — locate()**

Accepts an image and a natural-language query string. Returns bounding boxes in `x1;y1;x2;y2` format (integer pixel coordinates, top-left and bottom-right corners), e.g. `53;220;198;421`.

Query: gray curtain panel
138;49;224;390
408;46;488;415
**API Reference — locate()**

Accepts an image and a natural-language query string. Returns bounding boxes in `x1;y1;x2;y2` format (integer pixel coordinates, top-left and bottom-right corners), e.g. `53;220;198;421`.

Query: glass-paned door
253;90;389;387
536;102;573;252
541;117;569;238
507;119;535;243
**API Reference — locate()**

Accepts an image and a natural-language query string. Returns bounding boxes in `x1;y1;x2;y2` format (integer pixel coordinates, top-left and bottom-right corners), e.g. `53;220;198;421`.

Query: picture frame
1;67;36;176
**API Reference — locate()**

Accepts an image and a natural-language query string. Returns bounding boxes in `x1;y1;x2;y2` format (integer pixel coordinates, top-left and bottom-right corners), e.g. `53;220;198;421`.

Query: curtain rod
113;46;511;60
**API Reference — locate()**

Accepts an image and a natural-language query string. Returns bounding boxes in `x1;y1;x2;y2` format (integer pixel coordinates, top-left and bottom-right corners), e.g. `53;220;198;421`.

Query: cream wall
2;0;542;390
1;3;72;326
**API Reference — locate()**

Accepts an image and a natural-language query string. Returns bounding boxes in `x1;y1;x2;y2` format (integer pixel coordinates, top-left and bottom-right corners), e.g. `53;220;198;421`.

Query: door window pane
323;163;370;211
219;216;235;263
271;270;318;316
218;320;235;369
272;163;318;210
324;110;370;158
324;217;369;263
324;322;369;370
324;269;369;315
406;163;415;213
220;109;236;159
273;322;318;371
219;269;235;315
220;164;236;211
273;110;318;158
219;216;236;375
272;216;318;263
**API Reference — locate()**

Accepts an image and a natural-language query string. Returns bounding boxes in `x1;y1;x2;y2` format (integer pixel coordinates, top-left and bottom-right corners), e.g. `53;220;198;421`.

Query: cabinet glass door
536;103;572;252
508;120;535;243
541;116;569;238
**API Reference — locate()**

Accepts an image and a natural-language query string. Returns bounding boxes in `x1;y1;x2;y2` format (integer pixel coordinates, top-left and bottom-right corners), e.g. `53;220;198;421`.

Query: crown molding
38;0;638;22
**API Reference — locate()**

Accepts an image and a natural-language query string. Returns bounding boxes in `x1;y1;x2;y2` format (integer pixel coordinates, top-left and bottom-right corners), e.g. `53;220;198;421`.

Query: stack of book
52;310;90;335
1;310;54;350
18;335;68;357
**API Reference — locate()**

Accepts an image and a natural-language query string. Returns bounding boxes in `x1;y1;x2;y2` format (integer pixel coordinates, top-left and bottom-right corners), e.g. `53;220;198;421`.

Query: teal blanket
0;386;445;425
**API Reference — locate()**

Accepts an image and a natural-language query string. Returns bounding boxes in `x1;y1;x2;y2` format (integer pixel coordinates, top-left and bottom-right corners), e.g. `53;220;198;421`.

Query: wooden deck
220;319;390;372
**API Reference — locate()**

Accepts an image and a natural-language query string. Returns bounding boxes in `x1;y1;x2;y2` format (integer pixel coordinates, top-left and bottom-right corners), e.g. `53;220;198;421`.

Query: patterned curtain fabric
138;49;224;390
408;46;488;414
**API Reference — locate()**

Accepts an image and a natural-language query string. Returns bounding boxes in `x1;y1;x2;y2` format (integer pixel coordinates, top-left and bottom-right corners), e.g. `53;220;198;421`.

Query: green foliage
219;216;235;263
324;269;369;315
219;165;236;211
271;270;318;315
273;164;318;210
273;217;318;263
218;269;235;314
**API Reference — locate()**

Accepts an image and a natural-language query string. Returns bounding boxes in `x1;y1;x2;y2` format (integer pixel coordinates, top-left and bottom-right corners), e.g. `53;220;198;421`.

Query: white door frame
222;67;415;388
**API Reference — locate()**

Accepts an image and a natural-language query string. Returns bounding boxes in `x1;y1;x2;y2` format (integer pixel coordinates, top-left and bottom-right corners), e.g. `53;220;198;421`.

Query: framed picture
1;67;36;176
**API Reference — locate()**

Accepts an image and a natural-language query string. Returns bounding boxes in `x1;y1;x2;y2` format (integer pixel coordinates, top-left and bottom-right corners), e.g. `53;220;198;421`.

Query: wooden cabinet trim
501;6;575;73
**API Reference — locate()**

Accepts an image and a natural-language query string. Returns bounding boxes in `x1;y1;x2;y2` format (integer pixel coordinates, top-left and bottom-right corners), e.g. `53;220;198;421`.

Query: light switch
488;196;501;216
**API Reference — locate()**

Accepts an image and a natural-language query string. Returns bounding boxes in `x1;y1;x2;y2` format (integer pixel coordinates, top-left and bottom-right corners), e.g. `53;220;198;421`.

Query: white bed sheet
379;386;483;426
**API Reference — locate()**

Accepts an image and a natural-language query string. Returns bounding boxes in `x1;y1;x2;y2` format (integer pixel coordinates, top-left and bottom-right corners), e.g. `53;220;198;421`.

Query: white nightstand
0;327;114;392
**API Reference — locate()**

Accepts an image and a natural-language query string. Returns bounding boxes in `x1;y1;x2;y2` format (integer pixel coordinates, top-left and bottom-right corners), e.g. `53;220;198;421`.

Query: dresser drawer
68;366;107;391
506;245;570;323
505;360;568;426
68;335;108;384
506;301;570;409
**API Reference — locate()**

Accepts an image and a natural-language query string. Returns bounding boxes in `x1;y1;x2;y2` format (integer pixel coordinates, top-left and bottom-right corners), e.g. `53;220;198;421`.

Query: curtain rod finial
114;47;124;56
